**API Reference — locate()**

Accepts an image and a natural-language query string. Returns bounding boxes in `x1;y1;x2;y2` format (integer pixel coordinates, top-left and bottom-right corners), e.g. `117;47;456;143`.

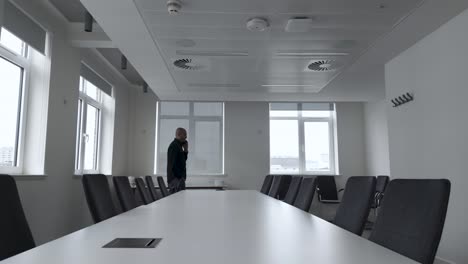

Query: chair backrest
135;178;153;204
113;176;138;212
277;175;292;200
316;176;339;200
376;175;390;193
82;174;118;223
145;176;161;201
268;175;282;198
283;176;303;205
293;177;317;212
260;175;274;194
369;179;451;264
0;175;35;261
157;176;170;197
333;176;376;235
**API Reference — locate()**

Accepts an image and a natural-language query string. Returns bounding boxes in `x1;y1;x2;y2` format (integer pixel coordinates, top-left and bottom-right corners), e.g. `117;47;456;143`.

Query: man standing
167;127;188;193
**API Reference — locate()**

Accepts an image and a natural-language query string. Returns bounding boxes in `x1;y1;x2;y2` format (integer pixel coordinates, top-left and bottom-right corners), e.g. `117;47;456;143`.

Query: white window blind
1;1;47;54
156;102;224;175
80;63;113;97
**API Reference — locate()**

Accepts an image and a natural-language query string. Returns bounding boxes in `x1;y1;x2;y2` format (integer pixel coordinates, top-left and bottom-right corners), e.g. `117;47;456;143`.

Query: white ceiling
78;0;468;101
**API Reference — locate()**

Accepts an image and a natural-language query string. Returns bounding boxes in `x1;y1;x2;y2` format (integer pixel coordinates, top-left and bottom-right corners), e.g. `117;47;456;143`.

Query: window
269;103;336;174
156;102;224;175
75;77;103;174
0;28;29;172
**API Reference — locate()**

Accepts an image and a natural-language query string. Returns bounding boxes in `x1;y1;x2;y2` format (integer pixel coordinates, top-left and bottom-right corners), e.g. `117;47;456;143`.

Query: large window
156;102;224;175
269;103;336;174
75;77;103;174
0;28;29;172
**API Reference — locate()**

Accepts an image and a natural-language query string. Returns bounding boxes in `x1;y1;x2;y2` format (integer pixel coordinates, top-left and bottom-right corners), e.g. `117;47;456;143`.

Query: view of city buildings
0;147;14;166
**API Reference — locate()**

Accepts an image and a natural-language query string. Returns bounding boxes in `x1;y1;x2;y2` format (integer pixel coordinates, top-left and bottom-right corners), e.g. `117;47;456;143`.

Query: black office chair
293;177;317;212
260;175;274;194
316;175;343;204
333;176;376;236
374;175;390;208
268;175;292;199
82;174;118;223
157;176;170;197
283;176;303;205
0;175;35;261
145;176;161;201
369;179;451;264
113;176;138;212
135;178;153;204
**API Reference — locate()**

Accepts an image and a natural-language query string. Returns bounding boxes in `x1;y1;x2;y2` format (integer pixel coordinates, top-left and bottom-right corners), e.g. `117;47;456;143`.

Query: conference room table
2;190;418;264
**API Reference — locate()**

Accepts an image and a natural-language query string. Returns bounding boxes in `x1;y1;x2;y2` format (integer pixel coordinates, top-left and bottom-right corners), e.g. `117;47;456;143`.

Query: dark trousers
169;178;186;194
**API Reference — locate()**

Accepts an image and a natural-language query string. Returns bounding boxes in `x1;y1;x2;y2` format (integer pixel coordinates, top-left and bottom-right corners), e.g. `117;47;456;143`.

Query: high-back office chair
293;177;317;212
145;176;161;201
157;176;170;197
374;175;390;208
113;176;138;212
316;176;343;204
369;179;451;264
333;176;376;236
283;176;303;205
135;178;153;204
82;174;118;223
260;175;274;194
0;175;35;261
268;175;292;199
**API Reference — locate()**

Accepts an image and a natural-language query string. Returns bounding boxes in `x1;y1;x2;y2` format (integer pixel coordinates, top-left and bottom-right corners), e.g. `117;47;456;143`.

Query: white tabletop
2;190;418;264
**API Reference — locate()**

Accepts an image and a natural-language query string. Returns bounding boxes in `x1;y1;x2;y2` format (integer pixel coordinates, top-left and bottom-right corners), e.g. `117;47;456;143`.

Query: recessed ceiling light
276;51;349;57
176;50;248;57
261;84;318;87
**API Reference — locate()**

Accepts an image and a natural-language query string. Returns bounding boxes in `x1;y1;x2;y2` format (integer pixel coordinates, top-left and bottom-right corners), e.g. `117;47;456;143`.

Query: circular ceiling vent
173;58;204;71
307;60;340;72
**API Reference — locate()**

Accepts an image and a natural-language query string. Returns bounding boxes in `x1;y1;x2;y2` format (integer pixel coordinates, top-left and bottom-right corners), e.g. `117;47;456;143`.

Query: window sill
9;174;47;180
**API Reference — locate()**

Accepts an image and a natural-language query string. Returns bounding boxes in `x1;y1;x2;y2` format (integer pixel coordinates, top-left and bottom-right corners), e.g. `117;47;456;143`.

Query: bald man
167;127;188;193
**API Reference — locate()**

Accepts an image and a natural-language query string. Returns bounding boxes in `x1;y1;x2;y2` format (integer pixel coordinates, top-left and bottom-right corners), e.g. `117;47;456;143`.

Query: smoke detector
246;18;269;32
307;60;340;72
167;0;182;15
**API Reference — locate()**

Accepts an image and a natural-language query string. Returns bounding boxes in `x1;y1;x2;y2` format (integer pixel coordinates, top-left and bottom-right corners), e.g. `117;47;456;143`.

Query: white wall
10;0;132;244
385;8;468;264
363;101;391;176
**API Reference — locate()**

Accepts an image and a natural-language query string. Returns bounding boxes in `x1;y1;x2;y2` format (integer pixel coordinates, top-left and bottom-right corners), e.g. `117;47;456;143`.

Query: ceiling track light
84;11;93;32
121;55;128;70
143;82;149;93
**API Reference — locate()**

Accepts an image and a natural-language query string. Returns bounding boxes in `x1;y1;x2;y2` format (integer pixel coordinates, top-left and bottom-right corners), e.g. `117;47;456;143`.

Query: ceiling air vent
307;60;340;72
173;58;206;71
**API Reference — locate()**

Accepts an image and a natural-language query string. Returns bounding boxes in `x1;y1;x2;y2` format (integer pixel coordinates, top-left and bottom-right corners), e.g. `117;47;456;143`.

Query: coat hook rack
391;92;414;108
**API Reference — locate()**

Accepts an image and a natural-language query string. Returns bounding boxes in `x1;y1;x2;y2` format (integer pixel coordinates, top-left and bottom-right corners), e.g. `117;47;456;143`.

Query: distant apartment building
0;147;14;166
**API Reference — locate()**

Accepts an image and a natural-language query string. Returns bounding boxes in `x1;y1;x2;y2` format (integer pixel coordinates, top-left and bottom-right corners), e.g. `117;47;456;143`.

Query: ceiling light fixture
261;84;318;87
121;55;127;70
276;52;349;57
84;11;93;32
176;50;249;57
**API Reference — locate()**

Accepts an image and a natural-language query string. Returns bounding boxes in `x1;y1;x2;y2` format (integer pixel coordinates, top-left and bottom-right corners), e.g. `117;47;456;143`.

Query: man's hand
182;141;189;152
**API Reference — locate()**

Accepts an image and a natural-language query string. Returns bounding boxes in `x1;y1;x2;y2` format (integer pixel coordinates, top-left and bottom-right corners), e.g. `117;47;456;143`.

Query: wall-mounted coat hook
391;92;414;108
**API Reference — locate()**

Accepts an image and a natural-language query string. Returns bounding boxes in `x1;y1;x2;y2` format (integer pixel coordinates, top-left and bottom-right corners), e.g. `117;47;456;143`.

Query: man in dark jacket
167;127;188;193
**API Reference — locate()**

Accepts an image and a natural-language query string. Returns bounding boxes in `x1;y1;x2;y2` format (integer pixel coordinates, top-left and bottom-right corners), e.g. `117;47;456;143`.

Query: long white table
2;190;418;264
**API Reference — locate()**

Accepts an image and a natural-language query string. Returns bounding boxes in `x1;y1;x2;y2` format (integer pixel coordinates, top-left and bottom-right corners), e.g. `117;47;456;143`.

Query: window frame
269;103;336;175
0;28;30;174
75;77;103;175
155;101;225;175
